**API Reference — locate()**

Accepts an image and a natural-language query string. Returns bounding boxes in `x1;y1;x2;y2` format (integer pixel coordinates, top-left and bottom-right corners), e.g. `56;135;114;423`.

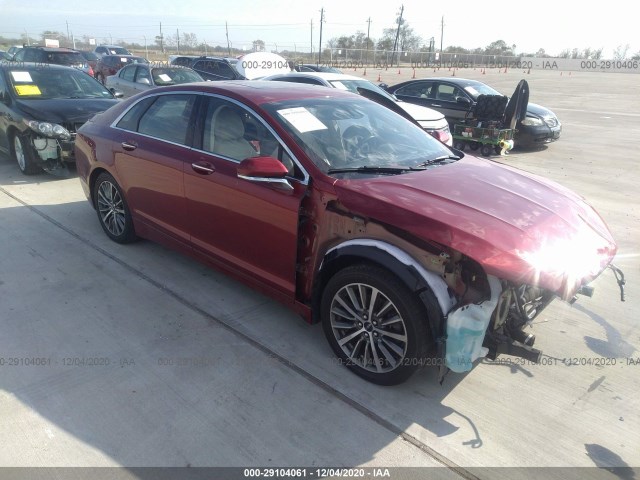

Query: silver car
105;64;203;98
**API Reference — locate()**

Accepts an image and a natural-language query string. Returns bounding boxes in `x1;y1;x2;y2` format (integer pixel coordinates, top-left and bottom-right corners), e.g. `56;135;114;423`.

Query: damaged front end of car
21;119;76;176
441;224;625;379
328;157;625;381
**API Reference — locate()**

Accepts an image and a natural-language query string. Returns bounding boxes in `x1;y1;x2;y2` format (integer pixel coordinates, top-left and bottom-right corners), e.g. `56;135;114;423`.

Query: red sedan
75;81;623;385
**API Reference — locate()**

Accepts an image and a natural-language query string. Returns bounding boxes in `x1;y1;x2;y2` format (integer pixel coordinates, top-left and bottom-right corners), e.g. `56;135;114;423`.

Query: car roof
191;56;230;62
419;77;486;87
0;62;86;72
266;72;363;82
23;46;79;53
149;80;360;105
100;55;145;60
97;45;127;48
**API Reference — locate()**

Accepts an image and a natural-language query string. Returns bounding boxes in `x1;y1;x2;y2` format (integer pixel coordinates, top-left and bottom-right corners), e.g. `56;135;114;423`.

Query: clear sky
0;0;637;58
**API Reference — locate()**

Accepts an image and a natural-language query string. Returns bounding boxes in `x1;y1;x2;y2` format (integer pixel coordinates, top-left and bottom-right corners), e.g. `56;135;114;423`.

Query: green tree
252;39;265;52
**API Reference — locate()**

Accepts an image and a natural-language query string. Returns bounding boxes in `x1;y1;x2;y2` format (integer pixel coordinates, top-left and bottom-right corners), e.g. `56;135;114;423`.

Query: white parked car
262;72;452;145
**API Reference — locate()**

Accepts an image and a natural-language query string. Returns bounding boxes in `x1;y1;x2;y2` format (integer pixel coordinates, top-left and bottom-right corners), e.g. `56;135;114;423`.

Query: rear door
183;95;307;297
110;65;137;97
111;93;200;244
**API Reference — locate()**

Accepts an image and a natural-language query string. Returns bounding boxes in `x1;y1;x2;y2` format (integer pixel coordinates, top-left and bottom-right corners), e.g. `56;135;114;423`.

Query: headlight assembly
520;116;544;126
24;120;72;140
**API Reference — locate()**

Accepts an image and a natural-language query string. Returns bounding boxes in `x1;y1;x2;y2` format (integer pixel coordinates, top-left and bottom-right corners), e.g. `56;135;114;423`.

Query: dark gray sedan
385;77;562;147
105;64;203;98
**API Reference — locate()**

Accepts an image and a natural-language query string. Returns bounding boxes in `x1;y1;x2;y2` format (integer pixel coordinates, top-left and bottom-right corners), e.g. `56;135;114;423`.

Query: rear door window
137;94;197;145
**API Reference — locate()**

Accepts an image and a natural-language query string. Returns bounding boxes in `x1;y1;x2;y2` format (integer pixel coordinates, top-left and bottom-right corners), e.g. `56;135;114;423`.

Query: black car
186;56;245;81
0;50;12;61
11;46;93;76
0;62;119;175
295;63;342;73
385;77;561;147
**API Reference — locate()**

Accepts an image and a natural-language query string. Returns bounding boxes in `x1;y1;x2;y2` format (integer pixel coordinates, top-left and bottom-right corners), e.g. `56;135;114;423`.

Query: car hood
333;156;616;299
527;102;556;118
15;98;119;125
397;102;445;122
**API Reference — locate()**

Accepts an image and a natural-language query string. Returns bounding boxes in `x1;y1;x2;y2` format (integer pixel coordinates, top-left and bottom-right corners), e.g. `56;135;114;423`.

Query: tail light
88;66;94;76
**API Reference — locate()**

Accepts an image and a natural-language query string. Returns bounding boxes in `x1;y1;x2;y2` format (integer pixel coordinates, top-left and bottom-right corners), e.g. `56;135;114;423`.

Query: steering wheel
342;125;381;158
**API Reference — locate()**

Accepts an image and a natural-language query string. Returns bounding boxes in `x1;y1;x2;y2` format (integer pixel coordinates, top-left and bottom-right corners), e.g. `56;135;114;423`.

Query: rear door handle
121;141;137;151
431;104;442;107
191;161;215;175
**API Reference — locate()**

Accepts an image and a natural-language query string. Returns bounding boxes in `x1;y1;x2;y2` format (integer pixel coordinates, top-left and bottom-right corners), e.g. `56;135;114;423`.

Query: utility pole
310;19;313;63
24;29;30;46
365;17;371;65
391;5;404;66
440;16;444;64
66;21;70;46
318;8;324;64
176;28;180;54
143;35;148;59
226;21;231;57
159;22;164;54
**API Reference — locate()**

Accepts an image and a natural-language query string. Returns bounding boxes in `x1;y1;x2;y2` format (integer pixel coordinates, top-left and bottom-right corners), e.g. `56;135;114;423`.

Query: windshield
464;83;502;99
151;67;203;85
263;96;453;176
8;67;115;99
328;79;397;102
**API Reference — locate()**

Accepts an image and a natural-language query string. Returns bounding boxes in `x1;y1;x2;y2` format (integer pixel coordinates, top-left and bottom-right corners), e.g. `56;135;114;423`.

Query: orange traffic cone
398;68;401;74
412;68;416;79
363;68;367;76
377;73;381;82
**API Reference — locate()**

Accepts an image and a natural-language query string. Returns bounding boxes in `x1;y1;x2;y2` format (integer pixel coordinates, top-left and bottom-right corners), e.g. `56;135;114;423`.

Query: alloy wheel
97;180;126;236
329;282;408;373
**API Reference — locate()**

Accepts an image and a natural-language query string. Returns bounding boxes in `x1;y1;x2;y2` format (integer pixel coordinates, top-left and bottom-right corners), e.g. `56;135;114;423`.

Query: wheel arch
313;240;455;331
88;167;112;208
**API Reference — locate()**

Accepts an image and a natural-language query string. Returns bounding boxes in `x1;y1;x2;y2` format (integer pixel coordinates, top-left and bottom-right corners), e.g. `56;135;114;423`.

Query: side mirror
237;156;293;192
378;83;389;90
456;96;471;105
137;77;151;85
111;89;124;98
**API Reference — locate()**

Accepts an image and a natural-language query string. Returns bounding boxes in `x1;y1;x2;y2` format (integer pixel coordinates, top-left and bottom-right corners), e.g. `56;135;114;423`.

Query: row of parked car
0;47;621;386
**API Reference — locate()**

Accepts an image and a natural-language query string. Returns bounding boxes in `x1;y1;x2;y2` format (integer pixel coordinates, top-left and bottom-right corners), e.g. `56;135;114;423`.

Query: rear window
107;47;131;55
46;52;86;66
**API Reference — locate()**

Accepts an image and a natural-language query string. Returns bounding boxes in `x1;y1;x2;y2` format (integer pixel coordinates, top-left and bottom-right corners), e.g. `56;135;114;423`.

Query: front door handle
191;161;215;175
121;141;137;151
430;104;442;107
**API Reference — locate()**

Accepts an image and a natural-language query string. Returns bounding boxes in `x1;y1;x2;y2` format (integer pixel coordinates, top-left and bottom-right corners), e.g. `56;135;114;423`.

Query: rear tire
11;132;41;175
480;144;493;156
321;264;436;385
93;172;137;244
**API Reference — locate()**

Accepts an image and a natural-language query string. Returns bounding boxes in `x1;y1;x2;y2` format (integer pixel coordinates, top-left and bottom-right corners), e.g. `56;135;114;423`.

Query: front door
184;96;307;297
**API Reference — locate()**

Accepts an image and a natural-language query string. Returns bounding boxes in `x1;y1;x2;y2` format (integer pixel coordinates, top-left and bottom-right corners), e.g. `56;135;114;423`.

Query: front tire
93;172;137;243
321;264;433;385
11;133;41;175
